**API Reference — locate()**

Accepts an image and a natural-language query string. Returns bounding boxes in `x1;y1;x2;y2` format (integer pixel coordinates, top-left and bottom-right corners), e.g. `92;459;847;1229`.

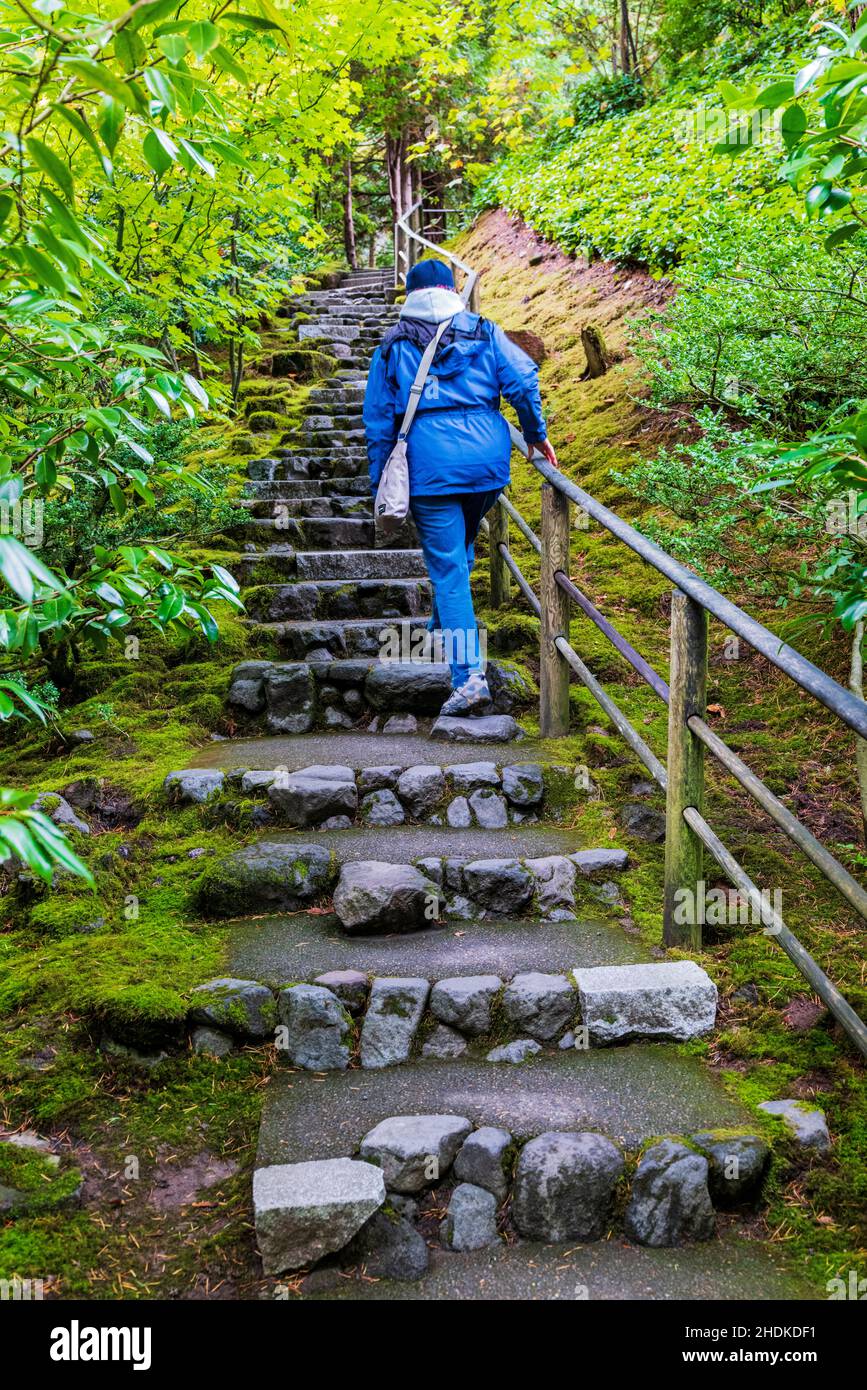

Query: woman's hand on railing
532;438;559;468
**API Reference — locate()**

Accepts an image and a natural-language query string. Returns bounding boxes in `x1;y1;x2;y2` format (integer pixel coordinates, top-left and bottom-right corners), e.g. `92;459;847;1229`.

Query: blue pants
410;489;502;686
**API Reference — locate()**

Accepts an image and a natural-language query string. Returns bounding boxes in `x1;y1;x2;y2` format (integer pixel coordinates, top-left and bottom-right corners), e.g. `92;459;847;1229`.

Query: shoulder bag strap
397;317;453;443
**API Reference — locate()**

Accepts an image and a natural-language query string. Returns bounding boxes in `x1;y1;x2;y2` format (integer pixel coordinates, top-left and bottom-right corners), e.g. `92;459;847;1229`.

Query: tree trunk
228;212;244;402
580;324;610;379
385;133;406;228
423;167;447;242
159;328;178;371
619;0;636;74
343;158;358;270
849;620;867;843
386;132;407;281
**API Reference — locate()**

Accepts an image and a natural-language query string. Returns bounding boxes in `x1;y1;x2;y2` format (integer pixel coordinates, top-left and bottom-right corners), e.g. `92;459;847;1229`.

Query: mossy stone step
186;729;561;774
294;1233;812;1302
245;577;430;623
295;549;425;581
240;496;370;520
227;548;423;583
257;1052;753;1166
231;516;390;548
246;616;431;661
228;909;642;985
242;477;369;498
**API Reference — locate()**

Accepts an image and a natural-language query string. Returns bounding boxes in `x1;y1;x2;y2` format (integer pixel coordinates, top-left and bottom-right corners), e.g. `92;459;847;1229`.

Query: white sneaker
439;672;493;718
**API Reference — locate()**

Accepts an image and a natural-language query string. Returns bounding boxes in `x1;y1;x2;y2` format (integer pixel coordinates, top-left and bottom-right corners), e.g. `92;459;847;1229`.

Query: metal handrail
493;442;867;1056
394;199;478;306
506;421;867;743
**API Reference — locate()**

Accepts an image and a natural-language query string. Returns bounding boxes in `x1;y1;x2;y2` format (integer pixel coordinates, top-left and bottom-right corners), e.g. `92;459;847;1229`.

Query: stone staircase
224;268;530;723
230;266;425;669
170;267;810;1300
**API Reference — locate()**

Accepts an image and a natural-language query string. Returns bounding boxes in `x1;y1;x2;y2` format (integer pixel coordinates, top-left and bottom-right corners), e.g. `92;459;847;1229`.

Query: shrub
571;72;645;130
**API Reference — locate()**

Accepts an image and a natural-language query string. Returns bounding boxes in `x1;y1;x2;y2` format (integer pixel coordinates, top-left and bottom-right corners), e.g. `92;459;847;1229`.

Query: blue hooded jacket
363;285;547;497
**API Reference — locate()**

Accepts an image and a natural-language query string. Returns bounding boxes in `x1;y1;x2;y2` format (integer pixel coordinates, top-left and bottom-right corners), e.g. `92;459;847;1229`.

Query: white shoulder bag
374;316;453;539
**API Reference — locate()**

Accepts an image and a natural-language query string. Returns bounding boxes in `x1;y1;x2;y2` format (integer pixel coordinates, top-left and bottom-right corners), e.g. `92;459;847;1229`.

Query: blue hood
363;309;547;499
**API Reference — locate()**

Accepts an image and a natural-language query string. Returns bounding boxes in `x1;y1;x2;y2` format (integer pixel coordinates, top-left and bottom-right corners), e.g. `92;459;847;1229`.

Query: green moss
264;348;337;381
246;409;291;433
0;1145;82;1216
186;694;224;730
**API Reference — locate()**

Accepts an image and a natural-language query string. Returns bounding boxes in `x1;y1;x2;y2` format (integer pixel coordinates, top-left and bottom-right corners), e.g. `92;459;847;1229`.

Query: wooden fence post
488;497;510;609
540;482;570;737
663;588;708;948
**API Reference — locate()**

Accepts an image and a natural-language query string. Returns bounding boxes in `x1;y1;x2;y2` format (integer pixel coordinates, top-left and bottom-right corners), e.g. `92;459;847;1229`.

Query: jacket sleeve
363;346;398;491
491;324;547;446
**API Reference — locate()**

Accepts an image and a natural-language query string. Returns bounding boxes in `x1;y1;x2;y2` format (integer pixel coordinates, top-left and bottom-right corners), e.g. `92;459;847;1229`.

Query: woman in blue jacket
363;257;558;717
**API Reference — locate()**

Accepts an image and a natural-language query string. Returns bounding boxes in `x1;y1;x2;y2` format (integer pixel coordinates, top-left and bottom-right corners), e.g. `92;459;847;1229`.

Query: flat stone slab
257;1052;754;1169
194;840;334;917
228;911;645;984
573;961;718;1044
254;1158;384;1273
165;769;224;803
360;977;430;1069
431;715;523;743
359;1114;472;1192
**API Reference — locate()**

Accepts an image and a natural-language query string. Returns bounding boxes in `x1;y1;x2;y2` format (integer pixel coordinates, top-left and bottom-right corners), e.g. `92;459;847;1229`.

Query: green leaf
0;818;54;880
59;58;143;110
0;536;62;603
53;105;113;182
188;20;221;58
781;104;807;150
142;127;178;176
41;190;99;250
186;600;218;641
157;591;185;622
25;137;74;204
158;33;188;64
222;11;282;30
144;385;172;417
210;45;249;86
754;80;795;110
21;246;75;297
823;187;853;212
210;563;239;593
182;372;209;406
98;97;125;156
114;28;146;73
178;138;214;178
208;135;253;170
143;66;177;112
129;0;182;31
794;56;828;97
